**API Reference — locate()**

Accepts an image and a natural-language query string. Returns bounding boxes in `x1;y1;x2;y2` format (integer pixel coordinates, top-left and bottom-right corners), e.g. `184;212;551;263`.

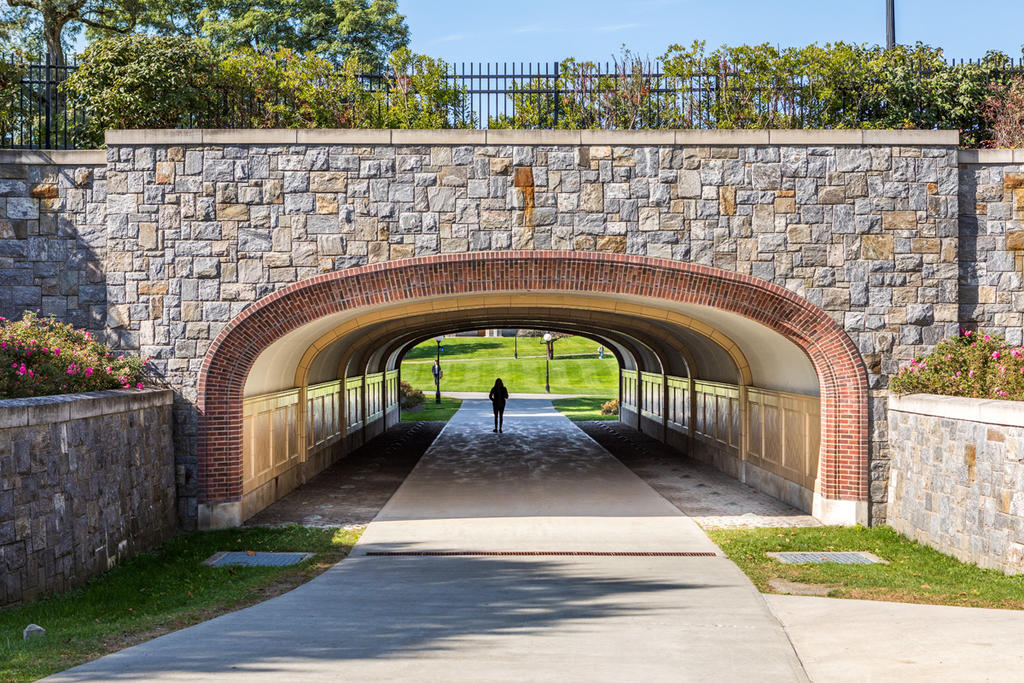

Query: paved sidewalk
48;399;806;682
766;594;1024;682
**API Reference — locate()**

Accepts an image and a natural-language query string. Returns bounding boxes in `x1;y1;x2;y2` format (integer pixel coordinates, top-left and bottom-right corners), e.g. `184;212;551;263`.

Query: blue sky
404;0;1024;64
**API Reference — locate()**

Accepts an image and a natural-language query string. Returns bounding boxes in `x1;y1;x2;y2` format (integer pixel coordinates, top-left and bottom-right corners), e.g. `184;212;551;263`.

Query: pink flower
968;370;975;378
945;355;952;361
53;348;59;356
984;335;991;342
993;351;1001;359
965;330;973;337
85;367;93;377
17;363;26;376
136;382;143;389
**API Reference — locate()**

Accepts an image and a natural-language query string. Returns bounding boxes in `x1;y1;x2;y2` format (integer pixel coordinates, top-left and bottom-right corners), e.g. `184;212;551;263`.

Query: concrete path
48;399;806;682
766;594;1024;682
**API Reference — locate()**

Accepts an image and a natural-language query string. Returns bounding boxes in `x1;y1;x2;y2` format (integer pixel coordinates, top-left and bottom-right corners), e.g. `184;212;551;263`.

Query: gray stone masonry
0;388;176;605
5;131;1018;526
888;393;1024;575
958;152;1024;343
0;150;108;331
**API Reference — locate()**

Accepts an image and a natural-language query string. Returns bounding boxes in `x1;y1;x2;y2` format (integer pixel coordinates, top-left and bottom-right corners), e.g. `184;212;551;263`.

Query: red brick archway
197;251;869;520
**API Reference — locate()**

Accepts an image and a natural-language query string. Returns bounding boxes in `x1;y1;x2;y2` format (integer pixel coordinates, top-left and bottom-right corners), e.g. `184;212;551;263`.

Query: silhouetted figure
489;378;509;433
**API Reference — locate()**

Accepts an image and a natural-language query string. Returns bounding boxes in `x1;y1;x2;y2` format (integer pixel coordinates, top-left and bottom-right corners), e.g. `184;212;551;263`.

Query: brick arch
198;251;868;521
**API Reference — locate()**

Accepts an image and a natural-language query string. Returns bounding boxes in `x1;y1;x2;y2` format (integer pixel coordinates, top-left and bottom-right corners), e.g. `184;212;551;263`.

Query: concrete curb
102;128;962;147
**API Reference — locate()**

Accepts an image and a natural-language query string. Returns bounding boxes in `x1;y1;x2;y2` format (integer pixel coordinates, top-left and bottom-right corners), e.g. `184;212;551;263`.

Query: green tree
62;34;218;145
5;0;142;65
122;0;409;71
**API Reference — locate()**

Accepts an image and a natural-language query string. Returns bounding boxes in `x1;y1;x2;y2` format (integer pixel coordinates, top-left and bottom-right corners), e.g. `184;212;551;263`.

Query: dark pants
492;403;505;430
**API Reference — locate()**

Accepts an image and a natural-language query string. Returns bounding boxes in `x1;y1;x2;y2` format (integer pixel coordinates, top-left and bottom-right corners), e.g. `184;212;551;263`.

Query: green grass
403;335;608;362
401;396;463;422
551;396;618;421
402;356;617;394
0;526;361;682
708;525;1024;609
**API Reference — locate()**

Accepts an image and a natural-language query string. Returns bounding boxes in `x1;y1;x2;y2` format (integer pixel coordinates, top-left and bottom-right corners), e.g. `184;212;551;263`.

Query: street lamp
543;333;552;393
434;335;443;404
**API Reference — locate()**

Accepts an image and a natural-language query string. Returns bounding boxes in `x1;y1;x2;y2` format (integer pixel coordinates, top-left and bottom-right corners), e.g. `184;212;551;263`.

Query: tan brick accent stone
883;211;917;230
861;235;894;260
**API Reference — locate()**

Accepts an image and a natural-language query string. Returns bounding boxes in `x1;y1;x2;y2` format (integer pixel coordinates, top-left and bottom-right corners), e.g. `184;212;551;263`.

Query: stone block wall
0;150;108;331
0;389;176;605
958;150;1024;343
95;129;962;524
7;130;1017;526
888;394;1024;574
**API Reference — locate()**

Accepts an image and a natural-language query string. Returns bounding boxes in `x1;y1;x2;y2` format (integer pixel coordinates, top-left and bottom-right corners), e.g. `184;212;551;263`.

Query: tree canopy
122;0;409;71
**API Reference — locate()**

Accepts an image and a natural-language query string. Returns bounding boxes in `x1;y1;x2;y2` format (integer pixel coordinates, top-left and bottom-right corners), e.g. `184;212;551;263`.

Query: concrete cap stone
768;129;864;145
0;389;173;427
862;129;959;146
296;129;392;145
889;392;1024;428
0;150;106;165
106;129;203;145
391;129;487;145
581;130;675;145
202;129;298;144
675;130;770;145
958;149;1014;164
485;129;582;145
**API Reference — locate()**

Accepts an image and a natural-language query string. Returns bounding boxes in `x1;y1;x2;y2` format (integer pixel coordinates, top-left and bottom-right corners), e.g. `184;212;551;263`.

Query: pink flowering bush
889;329;1024;400
1;311;147;399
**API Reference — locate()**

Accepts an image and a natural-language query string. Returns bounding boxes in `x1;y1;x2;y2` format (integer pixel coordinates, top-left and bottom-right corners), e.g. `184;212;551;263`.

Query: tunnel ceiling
242;292;818;397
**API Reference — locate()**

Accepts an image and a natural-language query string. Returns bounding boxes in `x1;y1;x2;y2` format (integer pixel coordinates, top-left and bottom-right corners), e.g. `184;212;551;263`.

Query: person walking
489;378;509;433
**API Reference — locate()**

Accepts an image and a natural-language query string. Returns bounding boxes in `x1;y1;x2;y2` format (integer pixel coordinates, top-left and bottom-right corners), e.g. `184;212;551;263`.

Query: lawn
709;525;1024;609
551;396;618;421
403;335;608;362
0;526;361;683
402;355;618;395
401;396;463;422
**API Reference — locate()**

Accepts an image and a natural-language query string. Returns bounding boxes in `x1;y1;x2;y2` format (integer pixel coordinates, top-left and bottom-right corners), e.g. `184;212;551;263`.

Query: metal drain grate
767;551;886;565
204;551;314;567
365;551;717;557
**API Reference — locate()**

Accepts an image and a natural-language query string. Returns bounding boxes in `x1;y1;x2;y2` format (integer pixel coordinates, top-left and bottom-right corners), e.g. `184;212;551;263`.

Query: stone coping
958;148;1024;164
0;388;173;429
0;149;107;165
103;128;961;147
888;393;1024;428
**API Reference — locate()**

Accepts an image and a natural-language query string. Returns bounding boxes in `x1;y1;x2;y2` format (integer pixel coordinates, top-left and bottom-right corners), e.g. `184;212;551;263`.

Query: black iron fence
2;55;1022;149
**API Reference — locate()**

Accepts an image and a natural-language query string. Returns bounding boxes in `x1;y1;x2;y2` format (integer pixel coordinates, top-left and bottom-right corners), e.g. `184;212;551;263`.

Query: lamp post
886;0;895;49
543;333;552;393
434;335;443;404
514;334;518;359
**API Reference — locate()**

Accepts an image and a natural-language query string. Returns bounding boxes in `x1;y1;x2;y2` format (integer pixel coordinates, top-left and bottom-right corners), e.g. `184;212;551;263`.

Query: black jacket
489;385;509;407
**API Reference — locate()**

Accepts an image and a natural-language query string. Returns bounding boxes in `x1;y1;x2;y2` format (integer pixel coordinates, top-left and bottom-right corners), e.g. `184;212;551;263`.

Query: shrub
0;311;147;399
399;379;424;409
600;398;619;415
982;76;1024;148
219;48;358;128
888;329;1024;400
62;35;219;146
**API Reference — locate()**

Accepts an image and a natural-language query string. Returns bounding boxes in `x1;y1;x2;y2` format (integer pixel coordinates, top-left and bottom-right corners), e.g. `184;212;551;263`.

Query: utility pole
886;0;895;49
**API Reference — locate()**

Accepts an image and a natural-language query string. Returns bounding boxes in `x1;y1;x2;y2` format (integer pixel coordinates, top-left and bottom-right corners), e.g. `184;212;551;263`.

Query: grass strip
708;525;1024;609
1;525;361;682
401;396;462;422
551;396;618;421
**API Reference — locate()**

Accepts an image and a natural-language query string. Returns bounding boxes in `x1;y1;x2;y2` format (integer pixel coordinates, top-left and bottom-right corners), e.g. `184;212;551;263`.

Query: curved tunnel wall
199;252;867;529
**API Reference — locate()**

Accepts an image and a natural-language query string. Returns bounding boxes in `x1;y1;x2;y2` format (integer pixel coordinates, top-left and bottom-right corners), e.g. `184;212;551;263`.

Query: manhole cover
204;551;313;567
767;551;886;565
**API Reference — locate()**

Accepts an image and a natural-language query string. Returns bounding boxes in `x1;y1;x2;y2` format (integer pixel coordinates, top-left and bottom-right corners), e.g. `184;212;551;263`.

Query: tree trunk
42;9;66;66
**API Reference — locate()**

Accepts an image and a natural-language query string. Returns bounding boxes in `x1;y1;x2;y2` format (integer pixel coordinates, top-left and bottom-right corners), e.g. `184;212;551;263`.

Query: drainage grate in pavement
365;551;717;557
767;551;886;565
204;551;314;567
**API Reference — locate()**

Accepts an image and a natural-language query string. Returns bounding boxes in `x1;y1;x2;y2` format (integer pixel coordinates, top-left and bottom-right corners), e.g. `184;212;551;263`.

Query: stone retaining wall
887;393;1024;574
0;388;176;605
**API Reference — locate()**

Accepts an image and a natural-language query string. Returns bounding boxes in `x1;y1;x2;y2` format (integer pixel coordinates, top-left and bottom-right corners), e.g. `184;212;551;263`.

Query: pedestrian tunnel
197;253;868;529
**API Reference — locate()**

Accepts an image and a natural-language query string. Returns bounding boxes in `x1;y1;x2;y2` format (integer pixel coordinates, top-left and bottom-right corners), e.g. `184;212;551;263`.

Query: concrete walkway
48;398;806;682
